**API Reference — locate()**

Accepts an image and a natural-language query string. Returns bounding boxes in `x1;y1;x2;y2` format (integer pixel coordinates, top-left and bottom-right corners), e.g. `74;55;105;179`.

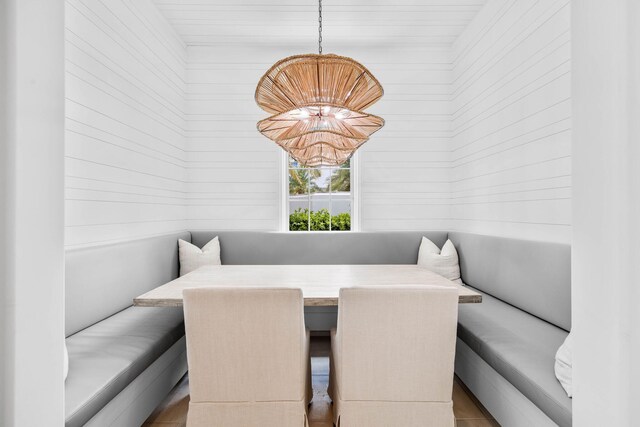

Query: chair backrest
183;287;306;403
335;286;458;402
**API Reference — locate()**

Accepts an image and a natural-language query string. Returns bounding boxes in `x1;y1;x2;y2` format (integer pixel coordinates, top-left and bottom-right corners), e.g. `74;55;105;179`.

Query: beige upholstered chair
183;287;311;427
328;286;459;427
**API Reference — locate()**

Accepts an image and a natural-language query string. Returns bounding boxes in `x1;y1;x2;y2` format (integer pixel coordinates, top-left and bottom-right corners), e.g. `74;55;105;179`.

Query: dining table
134;264;483;307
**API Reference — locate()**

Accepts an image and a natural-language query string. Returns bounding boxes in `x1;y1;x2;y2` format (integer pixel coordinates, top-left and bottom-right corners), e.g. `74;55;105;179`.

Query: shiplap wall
185;46;281;231
450;0;571;243
185;45;453;231
67;0;572;239
359;47;451;231
65;0;188;248
157;0;486;231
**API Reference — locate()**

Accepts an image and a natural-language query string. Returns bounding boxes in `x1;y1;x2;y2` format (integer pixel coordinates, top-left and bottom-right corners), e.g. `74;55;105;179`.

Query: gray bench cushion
65;306;184;427
457;288;571;427
449;232;571;331
190;231;448;265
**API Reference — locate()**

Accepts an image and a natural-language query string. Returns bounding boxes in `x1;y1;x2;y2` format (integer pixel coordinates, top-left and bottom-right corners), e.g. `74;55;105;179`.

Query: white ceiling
153;0;486;49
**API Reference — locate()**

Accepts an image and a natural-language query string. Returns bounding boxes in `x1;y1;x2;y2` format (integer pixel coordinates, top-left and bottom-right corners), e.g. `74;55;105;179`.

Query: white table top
134;264;482;307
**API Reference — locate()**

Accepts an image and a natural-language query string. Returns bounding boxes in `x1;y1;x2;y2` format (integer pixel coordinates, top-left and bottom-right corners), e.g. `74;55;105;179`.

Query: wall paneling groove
65;0;188;248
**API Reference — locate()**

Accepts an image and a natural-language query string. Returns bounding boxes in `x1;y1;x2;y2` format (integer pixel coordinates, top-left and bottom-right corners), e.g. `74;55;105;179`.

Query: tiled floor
144;337;499;427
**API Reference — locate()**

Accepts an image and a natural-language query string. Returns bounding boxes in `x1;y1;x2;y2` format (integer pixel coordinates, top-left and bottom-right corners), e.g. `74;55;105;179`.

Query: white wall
65;0;188;248
185;45;452;231
359;47;451;231
183;0;572;236
1;0;66;425
185;46;281;231
572;0;640;424
450;0;571;243
66;0;574;240
154;0;482;231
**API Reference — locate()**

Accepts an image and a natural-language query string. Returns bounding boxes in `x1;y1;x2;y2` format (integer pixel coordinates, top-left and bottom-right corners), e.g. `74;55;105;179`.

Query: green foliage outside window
289;208;309;231
331;212;351;230
289;208;351;231
289;167;350;195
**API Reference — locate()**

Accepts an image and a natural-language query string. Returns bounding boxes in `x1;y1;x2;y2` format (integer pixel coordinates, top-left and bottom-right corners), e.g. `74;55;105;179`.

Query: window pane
310;169;329;193
289;168;309;231
330;167;351;230
309;208;330;231
330;167;350;192
331;198;351;231
288;168;309;196
289;205;310;231
309;169;330;231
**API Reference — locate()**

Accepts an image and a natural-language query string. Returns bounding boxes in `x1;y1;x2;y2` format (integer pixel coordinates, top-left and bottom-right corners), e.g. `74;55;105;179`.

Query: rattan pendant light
255;0;384;167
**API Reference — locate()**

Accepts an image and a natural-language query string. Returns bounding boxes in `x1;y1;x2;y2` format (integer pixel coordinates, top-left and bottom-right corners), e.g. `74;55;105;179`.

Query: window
286;154;354;231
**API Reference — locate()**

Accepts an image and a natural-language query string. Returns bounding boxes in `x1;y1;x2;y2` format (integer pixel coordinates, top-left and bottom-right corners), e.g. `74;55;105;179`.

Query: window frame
280;150;359;232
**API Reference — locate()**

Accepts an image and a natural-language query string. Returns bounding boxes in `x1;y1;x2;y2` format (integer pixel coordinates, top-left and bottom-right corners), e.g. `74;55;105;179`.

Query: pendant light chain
318;0;323;54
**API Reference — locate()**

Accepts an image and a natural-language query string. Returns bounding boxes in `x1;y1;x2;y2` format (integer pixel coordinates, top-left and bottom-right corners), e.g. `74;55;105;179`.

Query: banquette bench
65;231;570;427
449;232;571;427
65;232;190;427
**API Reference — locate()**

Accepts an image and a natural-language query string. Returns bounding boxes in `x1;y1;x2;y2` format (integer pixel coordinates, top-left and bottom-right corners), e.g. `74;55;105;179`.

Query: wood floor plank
453;378;490;420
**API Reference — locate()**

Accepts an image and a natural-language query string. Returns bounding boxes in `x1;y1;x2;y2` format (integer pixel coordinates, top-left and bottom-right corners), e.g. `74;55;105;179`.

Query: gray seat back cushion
65;231;191;337
190;231;448;265
448;232;571;331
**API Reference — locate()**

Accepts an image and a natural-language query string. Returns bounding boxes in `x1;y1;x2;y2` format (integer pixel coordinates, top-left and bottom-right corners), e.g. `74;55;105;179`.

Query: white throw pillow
555;332;573;397
417;237;462;284
178;237;221;276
